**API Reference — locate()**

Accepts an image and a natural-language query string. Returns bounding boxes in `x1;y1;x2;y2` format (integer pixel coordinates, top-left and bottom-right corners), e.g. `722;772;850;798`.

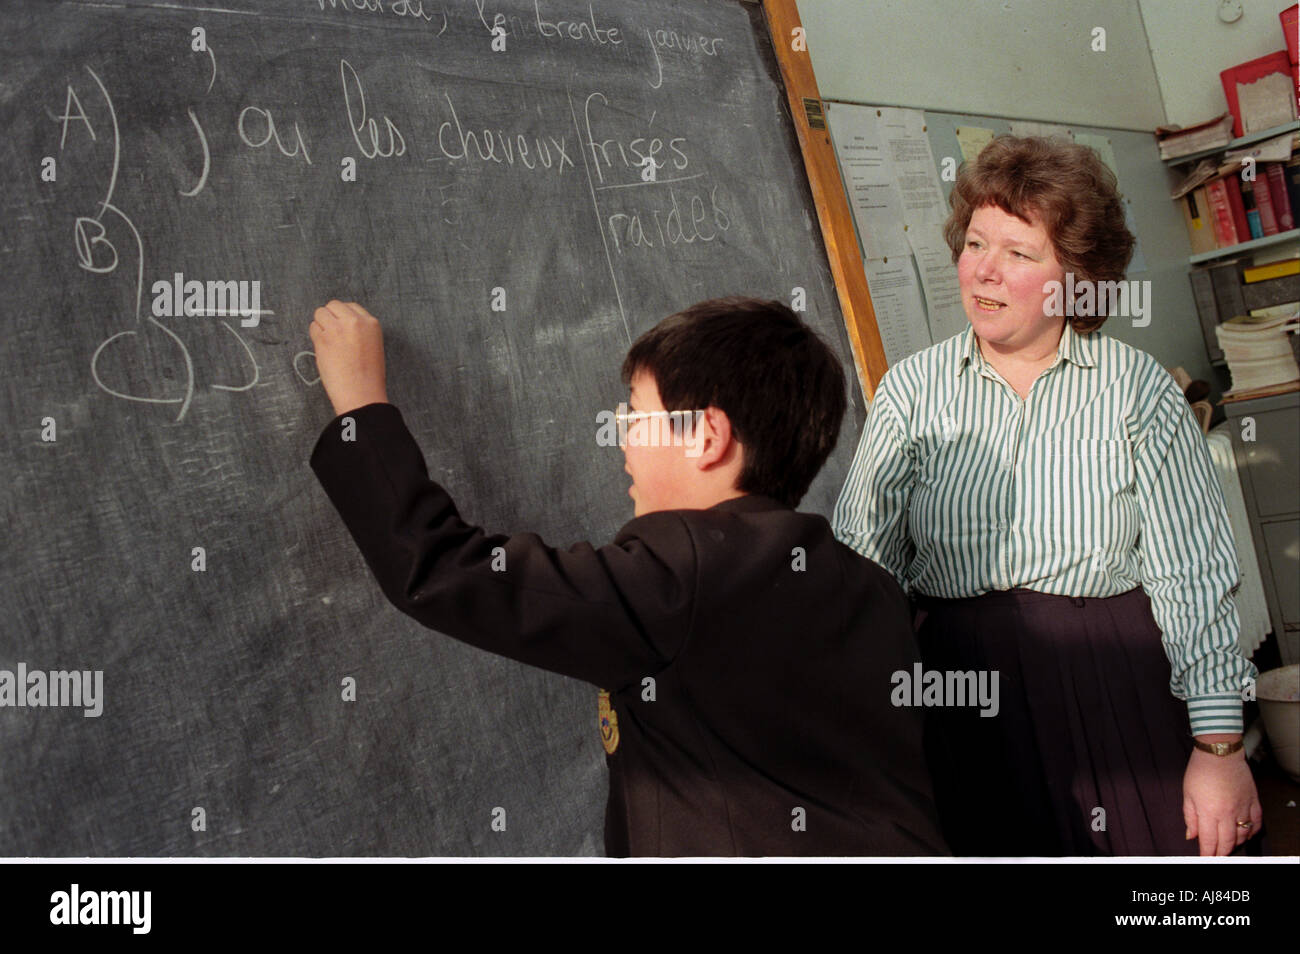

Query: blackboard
0;0;863;855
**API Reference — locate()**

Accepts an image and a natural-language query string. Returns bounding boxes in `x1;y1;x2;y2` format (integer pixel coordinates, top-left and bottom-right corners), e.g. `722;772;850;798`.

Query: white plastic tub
1258;664;1300;782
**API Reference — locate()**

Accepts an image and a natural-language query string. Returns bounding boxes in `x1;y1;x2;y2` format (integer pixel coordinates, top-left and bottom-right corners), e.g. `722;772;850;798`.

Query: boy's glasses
602;404;707;456
614;407;707;429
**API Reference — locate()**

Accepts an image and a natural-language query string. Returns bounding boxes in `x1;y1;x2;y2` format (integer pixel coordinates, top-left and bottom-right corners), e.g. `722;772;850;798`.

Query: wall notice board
0;0;861;855
822;99;1215;387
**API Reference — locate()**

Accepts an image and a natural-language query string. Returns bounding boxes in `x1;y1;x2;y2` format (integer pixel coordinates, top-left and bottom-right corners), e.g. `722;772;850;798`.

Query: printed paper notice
955;125;995;163
863;256;933;365
876;107;947;226
1010;121;1074;142
908;229;969;343
825;102;910;259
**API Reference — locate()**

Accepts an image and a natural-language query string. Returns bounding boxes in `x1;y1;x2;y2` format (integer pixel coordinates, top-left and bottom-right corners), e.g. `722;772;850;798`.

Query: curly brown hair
942;136;1136;333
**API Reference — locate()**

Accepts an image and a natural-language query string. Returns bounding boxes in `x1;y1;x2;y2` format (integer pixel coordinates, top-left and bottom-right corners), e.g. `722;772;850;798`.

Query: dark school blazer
310;402;948;857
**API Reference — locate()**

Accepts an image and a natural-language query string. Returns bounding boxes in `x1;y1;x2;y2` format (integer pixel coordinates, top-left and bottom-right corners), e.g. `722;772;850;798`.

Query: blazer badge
597;689;619;755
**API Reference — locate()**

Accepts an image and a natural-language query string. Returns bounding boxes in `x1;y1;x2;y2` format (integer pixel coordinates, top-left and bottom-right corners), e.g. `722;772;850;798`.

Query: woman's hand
1183;735;1262;856
309;300;390;416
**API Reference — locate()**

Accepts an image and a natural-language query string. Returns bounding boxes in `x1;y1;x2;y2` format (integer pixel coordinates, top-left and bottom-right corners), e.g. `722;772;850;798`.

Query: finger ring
1236;820;1252;829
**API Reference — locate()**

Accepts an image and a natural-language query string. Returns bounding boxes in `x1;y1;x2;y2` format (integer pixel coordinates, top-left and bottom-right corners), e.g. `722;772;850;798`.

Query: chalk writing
474;0;621;45
606;184;731;253
63;68;189;413
650;28;724;56
53;84;94;150
316;0;448;32
238;105;313;164
582;92;690;185
435;93;573;173
53;67;267;421
33;4;772;423
533;0;621;45
179;107;210;196
340;59;406;160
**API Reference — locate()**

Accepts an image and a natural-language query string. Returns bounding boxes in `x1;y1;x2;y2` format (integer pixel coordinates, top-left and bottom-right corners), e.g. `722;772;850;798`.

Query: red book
1252;171;1281;235
1205;177;1240;246
1220;50;1296;138
1223;175;1252;242
1283;5;1298;65
1266;162;1295;231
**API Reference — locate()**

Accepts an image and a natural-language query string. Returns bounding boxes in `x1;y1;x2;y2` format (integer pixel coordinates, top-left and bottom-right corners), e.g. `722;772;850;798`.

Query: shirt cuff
1186;694;1244;736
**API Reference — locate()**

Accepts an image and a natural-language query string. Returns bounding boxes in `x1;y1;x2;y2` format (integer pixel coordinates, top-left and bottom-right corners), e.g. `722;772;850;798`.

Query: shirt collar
1059;322;1097;368
956;322;1096;377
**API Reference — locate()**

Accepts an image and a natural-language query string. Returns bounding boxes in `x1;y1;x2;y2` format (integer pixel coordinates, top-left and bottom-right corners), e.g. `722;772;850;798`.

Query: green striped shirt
832;323;1256;734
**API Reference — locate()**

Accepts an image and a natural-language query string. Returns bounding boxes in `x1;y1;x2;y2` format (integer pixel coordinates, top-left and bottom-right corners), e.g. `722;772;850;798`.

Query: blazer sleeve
309;403;696;691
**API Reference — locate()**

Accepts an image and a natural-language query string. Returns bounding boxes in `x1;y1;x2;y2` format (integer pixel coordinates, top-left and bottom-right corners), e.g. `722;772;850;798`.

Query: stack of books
1157;114;1235;160
1174;149;1300;253
1215;311;1300;397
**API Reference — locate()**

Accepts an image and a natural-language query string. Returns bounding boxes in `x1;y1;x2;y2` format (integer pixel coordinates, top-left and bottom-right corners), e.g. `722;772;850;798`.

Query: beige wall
795;0;1165;130
1140;0;1296;127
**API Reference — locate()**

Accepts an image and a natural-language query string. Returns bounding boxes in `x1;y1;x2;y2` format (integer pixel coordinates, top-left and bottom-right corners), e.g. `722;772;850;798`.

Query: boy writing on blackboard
308;296;946;856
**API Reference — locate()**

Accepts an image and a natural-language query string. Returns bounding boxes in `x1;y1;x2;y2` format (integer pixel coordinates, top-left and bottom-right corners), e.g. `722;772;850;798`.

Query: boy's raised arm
310;402;695;692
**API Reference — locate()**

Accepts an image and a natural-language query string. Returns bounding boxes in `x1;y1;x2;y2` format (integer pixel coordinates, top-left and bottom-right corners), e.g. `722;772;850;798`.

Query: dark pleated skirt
913;587;1199;857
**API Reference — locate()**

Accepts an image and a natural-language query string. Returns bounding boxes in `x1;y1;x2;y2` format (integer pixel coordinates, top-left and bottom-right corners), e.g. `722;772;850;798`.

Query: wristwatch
1192;738;1244;756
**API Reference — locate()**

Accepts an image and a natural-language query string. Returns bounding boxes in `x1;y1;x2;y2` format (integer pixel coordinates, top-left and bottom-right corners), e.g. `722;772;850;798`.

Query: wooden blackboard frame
759;0;887;399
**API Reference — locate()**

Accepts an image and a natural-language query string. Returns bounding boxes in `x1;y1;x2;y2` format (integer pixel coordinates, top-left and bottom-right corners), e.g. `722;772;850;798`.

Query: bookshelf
1166;119;1300;167
1172;123;1298;365
1190;227;1300;265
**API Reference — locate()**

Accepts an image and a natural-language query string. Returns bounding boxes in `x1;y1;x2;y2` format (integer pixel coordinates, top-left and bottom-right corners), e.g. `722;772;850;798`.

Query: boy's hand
309;300;390;417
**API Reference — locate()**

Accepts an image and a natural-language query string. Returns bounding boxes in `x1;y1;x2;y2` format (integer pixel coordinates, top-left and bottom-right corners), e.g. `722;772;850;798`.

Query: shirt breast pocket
1045;437;1135;502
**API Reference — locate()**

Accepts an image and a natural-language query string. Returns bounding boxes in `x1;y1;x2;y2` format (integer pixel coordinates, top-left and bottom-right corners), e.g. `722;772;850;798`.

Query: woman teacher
833;136;1261;856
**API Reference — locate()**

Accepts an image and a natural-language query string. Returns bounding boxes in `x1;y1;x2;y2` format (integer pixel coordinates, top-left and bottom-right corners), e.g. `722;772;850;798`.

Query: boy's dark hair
621;296;847;508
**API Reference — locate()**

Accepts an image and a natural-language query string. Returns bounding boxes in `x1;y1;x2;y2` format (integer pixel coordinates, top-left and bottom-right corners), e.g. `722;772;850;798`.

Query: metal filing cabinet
1225;392;1300;665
